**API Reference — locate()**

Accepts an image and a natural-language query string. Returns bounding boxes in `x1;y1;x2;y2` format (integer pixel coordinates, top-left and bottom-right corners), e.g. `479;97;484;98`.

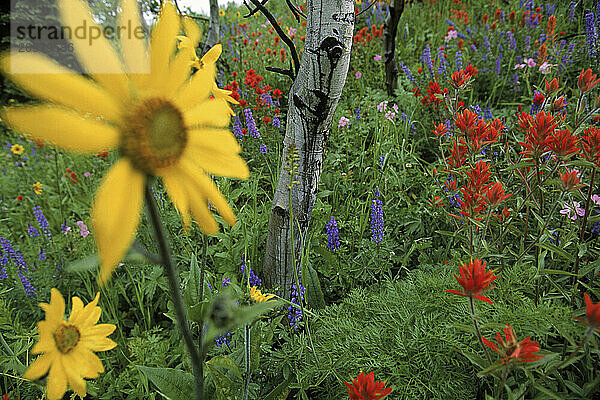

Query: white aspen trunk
203;0;220;52
262;0;355;298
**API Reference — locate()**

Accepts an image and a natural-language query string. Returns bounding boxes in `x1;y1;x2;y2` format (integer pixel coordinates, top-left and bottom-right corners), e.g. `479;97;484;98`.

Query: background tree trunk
383;0;405;96
262;0;355;298
203;0;220;52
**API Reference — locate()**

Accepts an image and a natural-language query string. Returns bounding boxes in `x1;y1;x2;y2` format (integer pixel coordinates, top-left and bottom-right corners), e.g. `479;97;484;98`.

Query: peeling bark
383;0;405;97
203;0;220;52
262;0;354;298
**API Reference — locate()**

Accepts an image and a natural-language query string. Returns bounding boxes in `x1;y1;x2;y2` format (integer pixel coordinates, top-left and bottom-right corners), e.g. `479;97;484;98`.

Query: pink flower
592;194;600;206
384;110;396;120
76;221;89;238
444;30;458;42
338;116;350;128
524;58;536;68
373;54;382;61
355;71;362;79
392;104;399;113
539;61;556;74
377;101;388;112
83;171;91;177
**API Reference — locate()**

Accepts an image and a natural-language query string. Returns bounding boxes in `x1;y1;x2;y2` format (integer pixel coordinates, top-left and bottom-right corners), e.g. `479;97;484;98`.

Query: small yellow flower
23;288;116;400
219;8;225;16
10;144;24;155
356;0;362;4
32;181;43;195
250;286;275;303
1;0;248;284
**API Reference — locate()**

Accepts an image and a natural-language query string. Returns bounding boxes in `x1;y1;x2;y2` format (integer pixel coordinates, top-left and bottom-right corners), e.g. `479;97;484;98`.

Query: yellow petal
183;99;231;128
91;159;145;284
161;168;191;230
46;357;67;400
23;353;54;380
118;0;149;76
150;1;179;92
2;106;119;154
0;54;122;123
181;173;219;234
165;49;193;98
187;127;241;154
65;365;87;397
80;334;118;352
65;348;104;378
59;0;129;101
201;44;222;65
182;17;201;48
183;148;249;179
43;288;65;323
180;159;237;226
68;296;84;324
172;62;215;110
32;323;58;354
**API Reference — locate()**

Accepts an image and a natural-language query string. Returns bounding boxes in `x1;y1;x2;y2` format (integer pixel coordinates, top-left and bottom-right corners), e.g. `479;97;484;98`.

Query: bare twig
243;0;300;78
286;0;306;22
356;0;377;17
266;65;295;81
243;0;269;18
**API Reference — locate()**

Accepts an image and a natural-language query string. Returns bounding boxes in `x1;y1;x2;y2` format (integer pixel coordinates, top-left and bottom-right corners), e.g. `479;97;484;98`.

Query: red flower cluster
446;259;497;304
345;372;392;400
482;325;544;364
64;168;79;184
576;293;600;332
353;24;384;45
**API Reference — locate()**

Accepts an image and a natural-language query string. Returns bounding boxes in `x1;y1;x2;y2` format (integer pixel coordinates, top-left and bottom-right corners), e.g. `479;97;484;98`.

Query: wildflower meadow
1;0;600;399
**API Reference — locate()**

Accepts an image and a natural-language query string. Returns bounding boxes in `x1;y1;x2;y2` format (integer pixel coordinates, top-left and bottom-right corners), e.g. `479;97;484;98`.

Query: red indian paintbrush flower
520;111;556;159
577;69;600;93
559;170;582;192
454;109;478;136
432;122;447;137
484;182;512;207
345;371;392;400
580;126;600;166
548;129;579;159
446;259;497;304
482;325;544;364
545;77;559;95
575;293;600;332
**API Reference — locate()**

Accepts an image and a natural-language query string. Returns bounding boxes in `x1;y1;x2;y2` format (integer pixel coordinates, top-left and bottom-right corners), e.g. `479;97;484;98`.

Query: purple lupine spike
232;115;243;138
18;270;36;297
32;206;52;240
243;108;261;138
325;216;340;252
287;283;306;329
370;189;384;243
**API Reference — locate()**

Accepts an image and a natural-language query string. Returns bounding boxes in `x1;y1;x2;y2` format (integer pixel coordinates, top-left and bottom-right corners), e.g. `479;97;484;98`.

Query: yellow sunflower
23;288;116;400
1;0;248;284
249;286;275;302
10;144;24;155
219;8;226;16
32;181;43;195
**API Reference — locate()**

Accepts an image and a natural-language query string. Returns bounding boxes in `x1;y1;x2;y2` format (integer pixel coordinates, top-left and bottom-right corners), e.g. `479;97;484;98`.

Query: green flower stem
144;184;203;400
571;168;596;299
469;296;492;366
517;327;594;400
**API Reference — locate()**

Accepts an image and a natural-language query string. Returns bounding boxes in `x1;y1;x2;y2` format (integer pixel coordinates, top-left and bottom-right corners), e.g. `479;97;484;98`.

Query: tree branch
265;65;295;81
286;0;306;22
243;0;269;18
243;0;300;78
356;0;377;17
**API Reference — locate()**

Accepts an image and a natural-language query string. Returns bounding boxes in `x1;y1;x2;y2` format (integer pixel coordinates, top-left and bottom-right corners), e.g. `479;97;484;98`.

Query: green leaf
304;263;325;309
206;355;242;379
66;242;156;273
204;300;282;346
264;377;292;400
137;366;194;400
